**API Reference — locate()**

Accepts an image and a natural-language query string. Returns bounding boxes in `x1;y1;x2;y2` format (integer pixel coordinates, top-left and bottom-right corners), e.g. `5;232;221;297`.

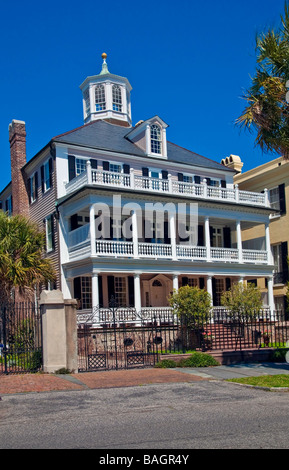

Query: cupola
80;53;132;127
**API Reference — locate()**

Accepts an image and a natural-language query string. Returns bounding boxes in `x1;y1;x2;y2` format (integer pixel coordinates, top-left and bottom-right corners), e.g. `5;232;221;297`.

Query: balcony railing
67;235;269;264
64;165;271;208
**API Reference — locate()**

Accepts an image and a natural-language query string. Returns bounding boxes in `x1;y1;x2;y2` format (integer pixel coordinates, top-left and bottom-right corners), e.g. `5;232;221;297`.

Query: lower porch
69;272;276;324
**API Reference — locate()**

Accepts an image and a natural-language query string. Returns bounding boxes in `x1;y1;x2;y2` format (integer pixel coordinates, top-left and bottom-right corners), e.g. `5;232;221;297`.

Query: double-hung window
269;187;280;211
75;158;87;176
95;84;106;111
30;172;38;203
41;159;52;193
150;124;162;154
45;214;54;252
112;85;122;112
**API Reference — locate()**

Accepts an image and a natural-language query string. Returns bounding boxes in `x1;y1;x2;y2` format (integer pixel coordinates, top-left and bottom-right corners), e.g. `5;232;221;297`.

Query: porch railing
65;165;271;208
68;235;269;264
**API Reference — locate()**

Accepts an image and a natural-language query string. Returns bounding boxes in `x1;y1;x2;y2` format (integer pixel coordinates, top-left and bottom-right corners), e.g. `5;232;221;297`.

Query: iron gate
77;303;176;372
0;302;42;375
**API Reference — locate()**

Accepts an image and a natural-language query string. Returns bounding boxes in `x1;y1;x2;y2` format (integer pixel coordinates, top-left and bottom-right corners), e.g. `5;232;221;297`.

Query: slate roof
53;119;233;172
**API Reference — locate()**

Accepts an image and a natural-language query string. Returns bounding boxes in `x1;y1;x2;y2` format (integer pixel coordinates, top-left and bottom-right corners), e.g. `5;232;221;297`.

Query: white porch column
236;220;243;263
267;276;275;318
134;274;141;314
206;275;213;306
205;217;211;262
173;274;179;292
265;222;272;265
169;211;177;260
86;160;92;184
90;204;96;256
91;273;99;308
132;210;139;258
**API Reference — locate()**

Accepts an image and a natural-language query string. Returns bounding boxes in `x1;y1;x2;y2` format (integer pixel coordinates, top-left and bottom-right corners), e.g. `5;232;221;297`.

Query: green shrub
154;352;219;368
270;348;289;362
178;352;220;367
154;359;178;368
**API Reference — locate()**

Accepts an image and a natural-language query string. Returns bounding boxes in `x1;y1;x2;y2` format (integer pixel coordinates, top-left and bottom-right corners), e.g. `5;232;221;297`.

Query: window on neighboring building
95;84;106;111
112;85;122;112
150;124;162;154
269;187;280;211
45;214;54;252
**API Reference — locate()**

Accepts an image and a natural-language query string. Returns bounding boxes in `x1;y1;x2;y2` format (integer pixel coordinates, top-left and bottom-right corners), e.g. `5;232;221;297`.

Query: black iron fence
0;302;42;375
77;307;289;371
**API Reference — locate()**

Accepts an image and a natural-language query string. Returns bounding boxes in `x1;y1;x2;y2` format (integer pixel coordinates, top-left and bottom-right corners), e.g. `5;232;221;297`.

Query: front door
150;279;165;307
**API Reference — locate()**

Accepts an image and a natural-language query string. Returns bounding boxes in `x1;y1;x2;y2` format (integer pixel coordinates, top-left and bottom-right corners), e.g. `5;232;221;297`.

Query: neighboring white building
0;54;276;322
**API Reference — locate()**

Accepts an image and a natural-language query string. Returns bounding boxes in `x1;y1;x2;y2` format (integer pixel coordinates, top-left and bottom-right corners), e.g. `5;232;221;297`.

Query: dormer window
95;84;106;111
112;85;122;112
150;124;162;154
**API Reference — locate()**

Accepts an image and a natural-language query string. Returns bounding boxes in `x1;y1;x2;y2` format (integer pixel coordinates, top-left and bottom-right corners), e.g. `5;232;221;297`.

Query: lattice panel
88;354;106;369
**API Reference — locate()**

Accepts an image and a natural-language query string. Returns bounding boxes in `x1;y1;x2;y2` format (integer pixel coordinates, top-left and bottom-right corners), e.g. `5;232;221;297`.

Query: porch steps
204;323;258;351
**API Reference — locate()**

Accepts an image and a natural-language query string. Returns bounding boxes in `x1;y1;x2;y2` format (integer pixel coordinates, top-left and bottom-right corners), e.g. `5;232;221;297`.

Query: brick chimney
9;120;29;217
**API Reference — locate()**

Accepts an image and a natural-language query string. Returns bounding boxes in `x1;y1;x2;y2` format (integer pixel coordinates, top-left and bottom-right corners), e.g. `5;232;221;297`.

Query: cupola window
112;85;122;112
150;124;162;154
84;89;90;116
95;84;106;111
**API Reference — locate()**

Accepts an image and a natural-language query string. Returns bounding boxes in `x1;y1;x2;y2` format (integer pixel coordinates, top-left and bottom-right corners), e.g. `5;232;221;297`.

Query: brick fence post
40;290;78;373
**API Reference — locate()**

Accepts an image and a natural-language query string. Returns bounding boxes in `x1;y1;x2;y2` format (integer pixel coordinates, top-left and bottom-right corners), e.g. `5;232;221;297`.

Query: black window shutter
107;276;115;305
28;177;32;203
223;227;231;248
103;161;110;171
142;167;149;177
210;226;214;246
98;276;103;308
51;215;55;250
194;175;201;184
164;221;169;243
70;214;79;231
206;177;211;186
225;278;231;291
281;242;288;283
74;278;81;300
199;278;205;289
41;165;45;192
123;164;130;174
182;277;189;286
49;158;53;188
279;183;286;215
162;170;168;180
68;155;76;181
128;276;135;307
177;173;184;182
35;172;39;200
90;159;98;169
198;225;204;246
221;180;226;188
0;201;2;210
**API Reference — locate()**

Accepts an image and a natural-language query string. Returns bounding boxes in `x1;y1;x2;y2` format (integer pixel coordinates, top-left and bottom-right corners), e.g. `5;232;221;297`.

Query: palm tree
236;2;289;158
0;211;56;303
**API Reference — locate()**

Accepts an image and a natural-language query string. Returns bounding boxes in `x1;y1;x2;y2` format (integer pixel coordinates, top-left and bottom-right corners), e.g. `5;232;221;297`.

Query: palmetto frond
236;2;289;159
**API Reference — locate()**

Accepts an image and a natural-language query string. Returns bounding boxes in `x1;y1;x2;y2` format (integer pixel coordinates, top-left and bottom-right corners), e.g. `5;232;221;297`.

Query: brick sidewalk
0;368;207;396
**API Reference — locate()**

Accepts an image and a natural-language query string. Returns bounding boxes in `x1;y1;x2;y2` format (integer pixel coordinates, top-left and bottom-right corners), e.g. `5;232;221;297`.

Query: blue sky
0;0;286;189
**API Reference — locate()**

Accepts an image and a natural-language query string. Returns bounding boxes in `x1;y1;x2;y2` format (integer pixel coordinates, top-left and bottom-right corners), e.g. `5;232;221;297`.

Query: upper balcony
64;161;271;209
